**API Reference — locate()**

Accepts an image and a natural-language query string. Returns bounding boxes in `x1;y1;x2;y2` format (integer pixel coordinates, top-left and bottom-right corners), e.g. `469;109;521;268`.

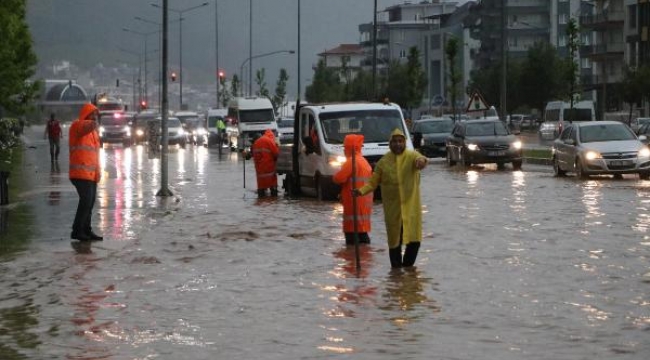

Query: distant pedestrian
333;134;373;245
354;128;428;268
69;103;103;241
251;129;279;197
44;113;62;162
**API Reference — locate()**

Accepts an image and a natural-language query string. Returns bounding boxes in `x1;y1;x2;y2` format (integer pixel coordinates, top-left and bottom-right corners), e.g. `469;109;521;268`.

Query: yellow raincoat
358;129;426;249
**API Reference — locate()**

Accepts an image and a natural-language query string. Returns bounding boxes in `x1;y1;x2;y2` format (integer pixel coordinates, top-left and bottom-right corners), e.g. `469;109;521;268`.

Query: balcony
585;42;625;60
580;11;624;29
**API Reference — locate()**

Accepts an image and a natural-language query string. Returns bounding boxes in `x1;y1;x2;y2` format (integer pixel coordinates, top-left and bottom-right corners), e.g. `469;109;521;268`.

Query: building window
559;13;567;25
581;34;590;46
559;35;567;47
399;49;407;58
581;58;591;69
629;4;637;30
430;34;441;50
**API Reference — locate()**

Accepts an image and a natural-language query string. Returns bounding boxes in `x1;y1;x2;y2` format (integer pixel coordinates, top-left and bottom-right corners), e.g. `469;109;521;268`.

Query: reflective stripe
257;171;276;178
343;214;372;221
70;163;99;172
70;145;98;152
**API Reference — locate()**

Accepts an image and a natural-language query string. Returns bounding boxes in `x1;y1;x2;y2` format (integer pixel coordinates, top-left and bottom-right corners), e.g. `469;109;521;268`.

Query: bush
0;118;22;150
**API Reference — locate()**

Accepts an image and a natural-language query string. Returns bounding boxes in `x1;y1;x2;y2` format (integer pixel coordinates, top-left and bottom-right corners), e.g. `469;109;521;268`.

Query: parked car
552;121;650;179
446;119;523;169
410;117;454;158
277;117;294;144
637;122;650;144
631;117;650;133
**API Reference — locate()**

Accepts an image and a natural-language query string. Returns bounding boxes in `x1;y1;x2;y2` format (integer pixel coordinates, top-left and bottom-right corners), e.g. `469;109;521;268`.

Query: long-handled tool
351;148;361;272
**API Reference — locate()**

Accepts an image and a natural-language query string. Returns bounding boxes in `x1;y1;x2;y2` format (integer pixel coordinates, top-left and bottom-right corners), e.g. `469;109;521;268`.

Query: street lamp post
239;50;295;97
123;28;158;109
152;1;209;110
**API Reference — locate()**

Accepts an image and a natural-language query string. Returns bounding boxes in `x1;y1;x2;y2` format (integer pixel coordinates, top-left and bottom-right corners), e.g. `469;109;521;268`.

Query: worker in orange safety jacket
251;129;280;197
333;134;373;245
69;103;103;241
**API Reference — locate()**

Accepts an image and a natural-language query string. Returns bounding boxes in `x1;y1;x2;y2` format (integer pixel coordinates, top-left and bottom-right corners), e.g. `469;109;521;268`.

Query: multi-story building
315;44;365;81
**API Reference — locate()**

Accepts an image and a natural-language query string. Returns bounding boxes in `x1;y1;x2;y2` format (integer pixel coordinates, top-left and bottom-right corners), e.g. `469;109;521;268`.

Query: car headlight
511;140;522;150
136;129;144;136
328;155;347;167
178;128;185;135
124;126;131;136
467;143;479;151
198;128;207;135
585;151;601;160
639;147;650;158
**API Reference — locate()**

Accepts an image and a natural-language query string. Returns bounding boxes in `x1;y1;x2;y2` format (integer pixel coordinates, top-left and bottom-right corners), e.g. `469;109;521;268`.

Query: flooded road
1;126;649;359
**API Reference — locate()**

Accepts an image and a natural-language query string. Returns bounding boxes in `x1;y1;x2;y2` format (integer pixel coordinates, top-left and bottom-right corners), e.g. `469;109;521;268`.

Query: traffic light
140;100;147;110
218;70;225;80
171;71;177;82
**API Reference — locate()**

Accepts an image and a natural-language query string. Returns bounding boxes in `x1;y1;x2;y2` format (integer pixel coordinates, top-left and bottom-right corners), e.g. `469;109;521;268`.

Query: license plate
488;151;505;156
610;160;632;166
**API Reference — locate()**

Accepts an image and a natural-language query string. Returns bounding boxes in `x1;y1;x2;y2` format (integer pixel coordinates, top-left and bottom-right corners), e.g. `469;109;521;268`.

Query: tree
255;68;269;99
305;59;342;103
219;75;231;108
619;66;644;125
404;47;427;111
565;18;581;117
0;0;40;117
445;37;462;120
272;68;289;114
230;74;240;98
519;42;566;113
347;69;374;101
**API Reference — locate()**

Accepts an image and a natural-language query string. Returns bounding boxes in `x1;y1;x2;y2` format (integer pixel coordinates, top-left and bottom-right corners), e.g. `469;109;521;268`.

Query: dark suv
98;112;131;147
446;119;523;170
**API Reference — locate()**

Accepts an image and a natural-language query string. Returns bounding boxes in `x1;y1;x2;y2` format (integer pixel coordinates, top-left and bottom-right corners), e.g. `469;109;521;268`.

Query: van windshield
319;109;405;144
239;109;275;123
207;116;224;127
563;108;592;122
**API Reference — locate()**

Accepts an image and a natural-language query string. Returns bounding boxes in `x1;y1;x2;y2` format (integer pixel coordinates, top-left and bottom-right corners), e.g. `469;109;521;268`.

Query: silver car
552;121;650;179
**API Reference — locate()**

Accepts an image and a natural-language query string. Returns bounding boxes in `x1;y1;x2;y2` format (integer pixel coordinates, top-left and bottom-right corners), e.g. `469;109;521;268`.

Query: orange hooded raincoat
333;134;373;233
69;103;101;182
252;129;279;189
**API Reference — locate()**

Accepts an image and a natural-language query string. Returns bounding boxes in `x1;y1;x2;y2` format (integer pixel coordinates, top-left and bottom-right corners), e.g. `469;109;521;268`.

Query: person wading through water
354;128;427;268
251;129;280;197
44;113;63;162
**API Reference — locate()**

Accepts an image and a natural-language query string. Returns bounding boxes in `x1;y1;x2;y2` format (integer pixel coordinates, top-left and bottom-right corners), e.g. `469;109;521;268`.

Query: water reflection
380;268;440;317
581;181;604;229
48;161;61;206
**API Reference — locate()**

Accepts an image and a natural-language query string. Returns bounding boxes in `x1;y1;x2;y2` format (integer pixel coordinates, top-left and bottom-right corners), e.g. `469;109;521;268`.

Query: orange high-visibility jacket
333;134;373;233
252;130;279;189
69;103;101;182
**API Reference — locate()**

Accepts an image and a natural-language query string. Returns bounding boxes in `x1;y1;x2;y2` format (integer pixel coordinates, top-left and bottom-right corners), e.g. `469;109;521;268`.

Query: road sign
466;91;490;113
431;94;445;107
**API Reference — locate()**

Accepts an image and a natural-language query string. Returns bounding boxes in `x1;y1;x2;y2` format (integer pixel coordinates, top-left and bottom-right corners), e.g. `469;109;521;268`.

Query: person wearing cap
68;103;103;241
251;129;280;197
354;128;427;268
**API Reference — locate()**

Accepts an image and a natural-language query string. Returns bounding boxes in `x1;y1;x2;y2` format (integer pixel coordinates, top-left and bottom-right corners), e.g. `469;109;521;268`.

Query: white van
276;102;413;200
539;100;595;140
227;97;277;151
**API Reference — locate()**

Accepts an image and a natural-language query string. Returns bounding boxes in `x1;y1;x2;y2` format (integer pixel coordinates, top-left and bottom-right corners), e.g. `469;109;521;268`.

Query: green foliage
519;42;567;112
272;68;289;113
565;18;581;104
347;69;374;101
230;74;240;98
305;59;342;103
0;118;22;151
445;38;462;117
405;47;427;110
0;0;39;116
255;68;269;99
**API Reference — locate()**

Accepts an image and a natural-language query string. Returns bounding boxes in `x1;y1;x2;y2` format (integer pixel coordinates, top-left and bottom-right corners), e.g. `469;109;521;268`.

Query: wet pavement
0;125;649;359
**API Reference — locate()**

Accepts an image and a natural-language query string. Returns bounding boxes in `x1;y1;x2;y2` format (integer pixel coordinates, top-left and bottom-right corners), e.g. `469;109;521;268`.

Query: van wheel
284;173;294;197
315;175;335;201
639;171;650;180
461;149;471;167
512;159;523;170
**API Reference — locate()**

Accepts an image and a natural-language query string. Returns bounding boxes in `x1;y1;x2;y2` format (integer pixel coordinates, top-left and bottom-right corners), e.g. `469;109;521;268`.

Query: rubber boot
389;246;403;268
257;189;266;198
402;242;420;267
270;187;278;197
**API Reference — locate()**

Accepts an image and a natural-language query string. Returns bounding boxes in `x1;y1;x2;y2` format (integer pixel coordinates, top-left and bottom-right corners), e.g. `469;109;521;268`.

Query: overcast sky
27;0;469;98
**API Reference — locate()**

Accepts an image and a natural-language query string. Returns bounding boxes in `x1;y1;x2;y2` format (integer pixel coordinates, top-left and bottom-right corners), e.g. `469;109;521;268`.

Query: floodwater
1;126;649;359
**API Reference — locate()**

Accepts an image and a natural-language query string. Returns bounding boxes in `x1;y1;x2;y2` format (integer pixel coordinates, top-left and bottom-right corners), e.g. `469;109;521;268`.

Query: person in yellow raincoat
354;128;428;268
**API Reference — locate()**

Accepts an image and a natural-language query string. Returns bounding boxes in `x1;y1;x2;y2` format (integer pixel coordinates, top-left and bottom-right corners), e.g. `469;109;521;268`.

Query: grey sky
27;0;469;98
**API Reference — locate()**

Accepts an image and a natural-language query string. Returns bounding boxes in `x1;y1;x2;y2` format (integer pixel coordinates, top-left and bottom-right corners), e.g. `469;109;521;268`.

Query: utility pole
500;0;507;121
372;0;378;100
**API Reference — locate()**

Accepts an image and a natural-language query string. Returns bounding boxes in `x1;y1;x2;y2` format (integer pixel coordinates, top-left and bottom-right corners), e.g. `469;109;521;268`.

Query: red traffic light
140;100;147;110
218;70;225;79
171;72;177;82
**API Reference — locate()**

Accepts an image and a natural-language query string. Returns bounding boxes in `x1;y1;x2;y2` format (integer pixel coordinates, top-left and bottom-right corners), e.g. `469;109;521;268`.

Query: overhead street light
123;27;159;108
239;50;295;97
151;1;209;110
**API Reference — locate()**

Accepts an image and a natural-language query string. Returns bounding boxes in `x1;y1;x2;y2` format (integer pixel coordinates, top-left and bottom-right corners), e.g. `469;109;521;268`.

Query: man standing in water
354;128;427;268
251;129;279;197
69;104;103;241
